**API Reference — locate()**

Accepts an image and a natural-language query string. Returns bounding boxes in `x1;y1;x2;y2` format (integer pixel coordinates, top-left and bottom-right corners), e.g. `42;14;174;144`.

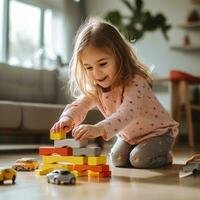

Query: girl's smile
97;75;108;82
81;45;117;88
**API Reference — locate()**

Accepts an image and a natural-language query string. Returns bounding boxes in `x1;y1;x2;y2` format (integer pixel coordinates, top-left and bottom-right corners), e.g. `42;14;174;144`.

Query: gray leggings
110;133;175;168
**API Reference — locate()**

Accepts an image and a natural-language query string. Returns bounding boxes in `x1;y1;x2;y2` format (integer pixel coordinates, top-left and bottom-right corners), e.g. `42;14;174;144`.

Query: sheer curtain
29;0;85;68
0;0;85;69
0;0;4;62
25;0;85;62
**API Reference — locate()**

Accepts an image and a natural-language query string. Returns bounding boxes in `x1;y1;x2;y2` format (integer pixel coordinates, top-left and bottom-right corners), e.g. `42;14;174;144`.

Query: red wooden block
73;164;88;171
88;164;110;172
99;171;111;178
39;147;72;156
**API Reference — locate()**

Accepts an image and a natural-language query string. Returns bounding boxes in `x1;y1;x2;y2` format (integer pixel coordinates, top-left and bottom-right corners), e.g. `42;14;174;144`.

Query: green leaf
104;0;171;42
104;11;122;26
122;0;134;11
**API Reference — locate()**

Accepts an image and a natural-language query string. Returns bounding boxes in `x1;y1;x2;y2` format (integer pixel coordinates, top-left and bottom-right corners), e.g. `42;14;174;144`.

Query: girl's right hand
50;116;74;133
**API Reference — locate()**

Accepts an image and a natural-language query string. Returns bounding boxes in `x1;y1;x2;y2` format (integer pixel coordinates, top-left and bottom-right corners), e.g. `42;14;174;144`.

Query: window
0;0;55;69
0;0;66;69
9;0;41;66
8;1;41;66
61;171;70;175
44;9;53;49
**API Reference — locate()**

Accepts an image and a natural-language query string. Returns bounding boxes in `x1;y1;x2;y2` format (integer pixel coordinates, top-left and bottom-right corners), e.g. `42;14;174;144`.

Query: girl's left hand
72;124;104;140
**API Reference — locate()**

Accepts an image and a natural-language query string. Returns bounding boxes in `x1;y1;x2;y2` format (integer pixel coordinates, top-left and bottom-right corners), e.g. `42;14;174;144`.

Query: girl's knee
110;151;130;167
110;138;133;167
129;153;169;169
129;154;152;168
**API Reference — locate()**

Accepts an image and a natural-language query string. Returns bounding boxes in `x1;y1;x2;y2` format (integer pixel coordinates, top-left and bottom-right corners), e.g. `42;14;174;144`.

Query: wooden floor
0;145;200;200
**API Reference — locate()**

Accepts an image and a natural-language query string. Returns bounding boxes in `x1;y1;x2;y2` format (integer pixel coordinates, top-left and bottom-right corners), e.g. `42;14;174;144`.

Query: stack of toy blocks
36;131;111;178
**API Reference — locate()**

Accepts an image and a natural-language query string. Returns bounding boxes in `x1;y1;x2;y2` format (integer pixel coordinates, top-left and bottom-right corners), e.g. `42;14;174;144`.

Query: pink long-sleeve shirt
60;74;179;145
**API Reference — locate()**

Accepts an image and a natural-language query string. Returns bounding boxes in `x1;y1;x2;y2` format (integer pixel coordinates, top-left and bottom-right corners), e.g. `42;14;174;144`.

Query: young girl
51;18;179;169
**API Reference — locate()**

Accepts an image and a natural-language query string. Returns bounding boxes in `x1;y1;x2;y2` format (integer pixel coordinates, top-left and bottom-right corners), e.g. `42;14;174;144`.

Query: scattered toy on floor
46;169;76;185
12;157;39;171
179;154;200;178
0;167;16;185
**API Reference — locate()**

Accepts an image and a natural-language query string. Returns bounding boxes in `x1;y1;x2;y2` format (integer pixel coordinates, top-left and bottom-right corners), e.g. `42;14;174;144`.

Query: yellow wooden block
88;170;99;177
42;155;87;165
35;168;53;176
40;163;74;171
50;132;66;140
87;156;107;165
71;170;88;177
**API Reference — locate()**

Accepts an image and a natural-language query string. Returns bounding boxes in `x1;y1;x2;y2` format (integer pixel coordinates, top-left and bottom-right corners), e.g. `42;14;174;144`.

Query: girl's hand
50;116;74;133
72;124;104;140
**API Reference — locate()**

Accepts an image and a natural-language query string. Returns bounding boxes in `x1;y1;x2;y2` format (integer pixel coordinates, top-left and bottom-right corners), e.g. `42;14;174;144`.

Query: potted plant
105;0;171;42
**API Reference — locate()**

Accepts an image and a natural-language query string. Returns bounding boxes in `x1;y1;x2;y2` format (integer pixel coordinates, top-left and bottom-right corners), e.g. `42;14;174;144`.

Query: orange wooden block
73;165;88;172
88;164;109;172
71;170;88;177
39;147;72;156
88;170;111;177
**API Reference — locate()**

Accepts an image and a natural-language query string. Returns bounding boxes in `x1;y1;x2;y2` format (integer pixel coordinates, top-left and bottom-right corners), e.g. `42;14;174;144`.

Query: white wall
85;0;200;76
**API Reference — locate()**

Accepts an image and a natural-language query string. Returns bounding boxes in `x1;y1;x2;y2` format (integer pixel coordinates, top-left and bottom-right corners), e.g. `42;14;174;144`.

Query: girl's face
81;45;118;88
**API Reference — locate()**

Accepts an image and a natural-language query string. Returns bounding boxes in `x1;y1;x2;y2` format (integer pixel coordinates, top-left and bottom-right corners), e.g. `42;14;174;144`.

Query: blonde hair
69;17;152;99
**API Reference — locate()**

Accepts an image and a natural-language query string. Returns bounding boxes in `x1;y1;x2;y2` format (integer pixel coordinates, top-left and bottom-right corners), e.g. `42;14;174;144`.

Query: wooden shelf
170;45;200;52
171;1;200;53
177;22;200;29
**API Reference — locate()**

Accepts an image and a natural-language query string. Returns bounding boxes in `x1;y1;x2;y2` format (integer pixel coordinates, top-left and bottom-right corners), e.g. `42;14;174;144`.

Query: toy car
46;169;76;185
182;154;200;175
12;157;39;171
0;167;16;184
